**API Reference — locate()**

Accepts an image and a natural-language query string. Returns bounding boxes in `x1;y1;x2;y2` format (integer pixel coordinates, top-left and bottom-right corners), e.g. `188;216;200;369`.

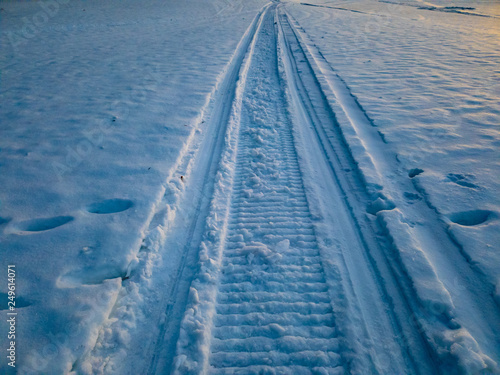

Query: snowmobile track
168;4;418;374
158;3;469;375
170;5;352;374
146;5;271;374
209;91;344;373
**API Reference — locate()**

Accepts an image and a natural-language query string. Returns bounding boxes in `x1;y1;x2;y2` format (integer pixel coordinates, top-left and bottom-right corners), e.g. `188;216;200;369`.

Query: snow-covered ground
1;0;499;374
0;0;268;372
285;0;500;306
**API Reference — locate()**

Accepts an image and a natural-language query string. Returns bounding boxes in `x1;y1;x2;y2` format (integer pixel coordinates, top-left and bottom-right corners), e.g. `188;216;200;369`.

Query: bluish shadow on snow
86;198;134;214
15;216;74;233
0;293;31;310
57;266;127;288
448;210;496;226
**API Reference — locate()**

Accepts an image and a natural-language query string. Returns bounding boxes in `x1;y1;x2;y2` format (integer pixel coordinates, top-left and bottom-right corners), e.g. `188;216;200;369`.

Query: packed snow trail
169;5;424;374
173;7;346;373
149;3;498;375
207;15;343;372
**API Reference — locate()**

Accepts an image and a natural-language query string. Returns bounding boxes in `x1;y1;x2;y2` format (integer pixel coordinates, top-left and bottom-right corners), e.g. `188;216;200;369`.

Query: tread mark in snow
173;7;348;374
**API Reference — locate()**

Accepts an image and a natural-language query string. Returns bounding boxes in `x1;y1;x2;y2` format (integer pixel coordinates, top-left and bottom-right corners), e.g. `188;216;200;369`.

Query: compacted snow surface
0;0;499;374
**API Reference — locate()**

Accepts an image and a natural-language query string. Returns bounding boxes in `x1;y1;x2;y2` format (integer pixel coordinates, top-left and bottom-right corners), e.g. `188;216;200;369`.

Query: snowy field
0;0;499;374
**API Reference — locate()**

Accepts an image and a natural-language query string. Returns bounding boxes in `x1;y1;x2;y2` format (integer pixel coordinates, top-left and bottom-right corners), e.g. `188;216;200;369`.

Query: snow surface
0;0;267;373
285;0;500;314
0;0;499;374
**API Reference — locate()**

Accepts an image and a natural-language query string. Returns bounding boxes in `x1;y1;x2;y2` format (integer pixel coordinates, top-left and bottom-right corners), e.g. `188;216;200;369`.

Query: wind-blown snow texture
285;0;500;302
0;0;499;374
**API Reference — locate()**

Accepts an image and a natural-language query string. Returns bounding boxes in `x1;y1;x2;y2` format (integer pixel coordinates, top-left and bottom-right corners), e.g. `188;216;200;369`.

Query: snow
284;1;500;304
1;0;499;374
284;1;500;370
0;0;267;373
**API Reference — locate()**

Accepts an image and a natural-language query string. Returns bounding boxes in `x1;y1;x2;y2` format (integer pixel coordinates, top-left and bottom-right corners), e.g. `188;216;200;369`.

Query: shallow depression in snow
86;198;134;214
448;210;496;227
14;215;74;233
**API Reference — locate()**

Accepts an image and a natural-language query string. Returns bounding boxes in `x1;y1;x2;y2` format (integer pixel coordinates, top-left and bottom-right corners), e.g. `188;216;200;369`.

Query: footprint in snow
446;173;479;189
15;215;74;233
0;217;11;226
408;168;424;178
404;192;421;203
86;198;133;214
448;209;496;226
241;242;282;265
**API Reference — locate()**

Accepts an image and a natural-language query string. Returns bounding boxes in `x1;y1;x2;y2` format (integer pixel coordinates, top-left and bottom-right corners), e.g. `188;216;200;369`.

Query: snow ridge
283;9;499;374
